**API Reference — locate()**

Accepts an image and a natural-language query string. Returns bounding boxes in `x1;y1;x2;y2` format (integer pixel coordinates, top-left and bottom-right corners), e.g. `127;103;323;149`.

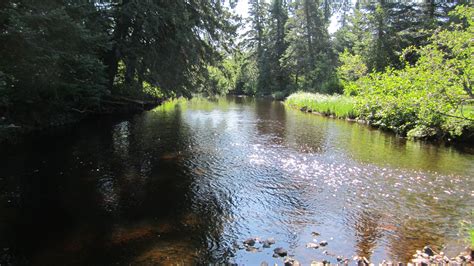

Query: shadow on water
1;96;473;265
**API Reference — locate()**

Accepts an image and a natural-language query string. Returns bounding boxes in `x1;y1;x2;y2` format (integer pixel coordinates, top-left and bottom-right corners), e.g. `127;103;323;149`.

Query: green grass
285;92;357;119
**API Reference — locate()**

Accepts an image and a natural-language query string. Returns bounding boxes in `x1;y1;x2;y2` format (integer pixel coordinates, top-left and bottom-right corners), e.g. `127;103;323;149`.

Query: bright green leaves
337;50;368;84
341;5;474;140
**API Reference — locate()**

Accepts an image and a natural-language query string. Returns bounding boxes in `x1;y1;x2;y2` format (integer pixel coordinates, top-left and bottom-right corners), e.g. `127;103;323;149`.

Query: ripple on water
0;97;472;265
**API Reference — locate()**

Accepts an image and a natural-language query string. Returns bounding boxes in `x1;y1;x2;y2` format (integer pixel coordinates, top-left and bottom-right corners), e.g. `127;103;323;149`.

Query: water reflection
352;210;383;260
0;96;472;265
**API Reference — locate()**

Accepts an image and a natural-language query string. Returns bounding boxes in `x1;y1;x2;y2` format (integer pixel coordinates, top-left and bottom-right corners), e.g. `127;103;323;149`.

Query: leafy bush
341;5;474;140
337;49;368;84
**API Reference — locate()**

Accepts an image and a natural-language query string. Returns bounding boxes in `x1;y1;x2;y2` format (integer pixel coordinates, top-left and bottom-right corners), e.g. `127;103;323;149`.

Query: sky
232;1;341;34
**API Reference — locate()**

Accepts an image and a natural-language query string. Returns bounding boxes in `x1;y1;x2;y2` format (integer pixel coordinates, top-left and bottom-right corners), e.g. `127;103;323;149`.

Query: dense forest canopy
0;0;472;140
0;0;237;125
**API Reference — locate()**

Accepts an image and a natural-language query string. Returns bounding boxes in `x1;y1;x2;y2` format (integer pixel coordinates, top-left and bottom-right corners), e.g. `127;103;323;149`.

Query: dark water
1;96;473;265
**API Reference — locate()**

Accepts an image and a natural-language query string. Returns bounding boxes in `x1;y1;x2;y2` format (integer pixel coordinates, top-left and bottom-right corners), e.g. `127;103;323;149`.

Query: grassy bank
285;92;357;119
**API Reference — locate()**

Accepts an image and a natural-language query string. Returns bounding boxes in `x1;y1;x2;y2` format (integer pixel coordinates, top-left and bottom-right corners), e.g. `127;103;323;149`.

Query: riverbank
0;95;163;144
284;92;474;143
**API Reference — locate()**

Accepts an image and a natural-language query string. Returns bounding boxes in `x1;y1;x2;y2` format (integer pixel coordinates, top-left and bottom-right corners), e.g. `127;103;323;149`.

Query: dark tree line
0;0;237;125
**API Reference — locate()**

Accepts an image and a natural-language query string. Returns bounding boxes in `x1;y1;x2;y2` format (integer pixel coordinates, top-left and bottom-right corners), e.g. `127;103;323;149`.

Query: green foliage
0;0;108;123
283;0;336;92
345;5;474;140
0;0;238;126
235;56;259;95
337;49;368;85
272;91;288;101
106;0;237;96
285;92;357;119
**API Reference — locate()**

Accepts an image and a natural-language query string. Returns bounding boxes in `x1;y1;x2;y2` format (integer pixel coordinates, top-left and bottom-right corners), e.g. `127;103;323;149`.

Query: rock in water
273;247;288;257
284;257;301;266
266;238;276;245
260;238;276;248
243;238;256;246
306;242;319;249
319;241;328;247
423;246;435;257
311;232;320;237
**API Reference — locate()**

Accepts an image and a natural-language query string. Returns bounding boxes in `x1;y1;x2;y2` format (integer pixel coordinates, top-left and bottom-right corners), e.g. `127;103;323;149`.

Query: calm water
1;96;473;265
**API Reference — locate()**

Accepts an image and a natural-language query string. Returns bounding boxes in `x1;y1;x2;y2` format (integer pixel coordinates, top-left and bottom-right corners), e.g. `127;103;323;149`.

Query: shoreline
0;96;163;144
284;101;474;146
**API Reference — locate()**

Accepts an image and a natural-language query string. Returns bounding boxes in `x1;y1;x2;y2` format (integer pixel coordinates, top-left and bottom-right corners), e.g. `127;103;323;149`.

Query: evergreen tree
0;0;108;122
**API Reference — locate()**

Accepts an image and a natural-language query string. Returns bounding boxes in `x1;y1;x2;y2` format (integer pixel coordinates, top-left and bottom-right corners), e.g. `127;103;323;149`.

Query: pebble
319;240;328;247
273;247;288;257
422;245;434;256
243;238;256;246
284;257;301;266
306;242;319;249
260;238;276;248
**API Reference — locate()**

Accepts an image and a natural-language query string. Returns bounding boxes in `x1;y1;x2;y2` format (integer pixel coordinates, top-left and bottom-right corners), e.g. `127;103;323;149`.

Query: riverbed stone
261;238;276;248
243;238;256;246
284;257;301;266
422;246;434;256
319;240;328;247
273;247;288;257
306;242;319;249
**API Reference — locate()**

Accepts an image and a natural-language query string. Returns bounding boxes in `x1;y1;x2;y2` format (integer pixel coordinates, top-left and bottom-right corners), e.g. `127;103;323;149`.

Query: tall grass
285;92;357;119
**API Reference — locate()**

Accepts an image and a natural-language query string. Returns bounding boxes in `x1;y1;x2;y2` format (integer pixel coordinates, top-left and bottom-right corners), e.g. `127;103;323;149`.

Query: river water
1;96;473;265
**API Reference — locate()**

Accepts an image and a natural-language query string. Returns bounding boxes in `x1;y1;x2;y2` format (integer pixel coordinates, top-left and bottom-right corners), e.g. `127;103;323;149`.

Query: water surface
1;96;473;265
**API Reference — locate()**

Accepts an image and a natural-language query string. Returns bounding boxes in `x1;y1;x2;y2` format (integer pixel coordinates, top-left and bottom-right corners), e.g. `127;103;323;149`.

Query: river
0;96;473;265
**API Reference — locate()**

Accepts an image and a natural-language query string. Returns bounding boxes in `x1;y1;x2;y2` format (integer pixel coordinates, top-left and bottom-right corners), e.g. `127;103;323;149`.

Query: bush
341;6;474;140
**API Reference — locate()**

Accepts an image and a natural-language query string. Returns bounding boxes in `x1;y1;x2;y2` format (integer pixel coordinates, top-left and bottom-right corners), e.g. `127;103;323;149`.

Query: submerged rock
245;246;259;253
306;242;319;249
319;241;328;247
260;238;276;248
243;238;256;247
422;245;434;257
284;257;301;266
273;247;288;257
311;232;320;237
